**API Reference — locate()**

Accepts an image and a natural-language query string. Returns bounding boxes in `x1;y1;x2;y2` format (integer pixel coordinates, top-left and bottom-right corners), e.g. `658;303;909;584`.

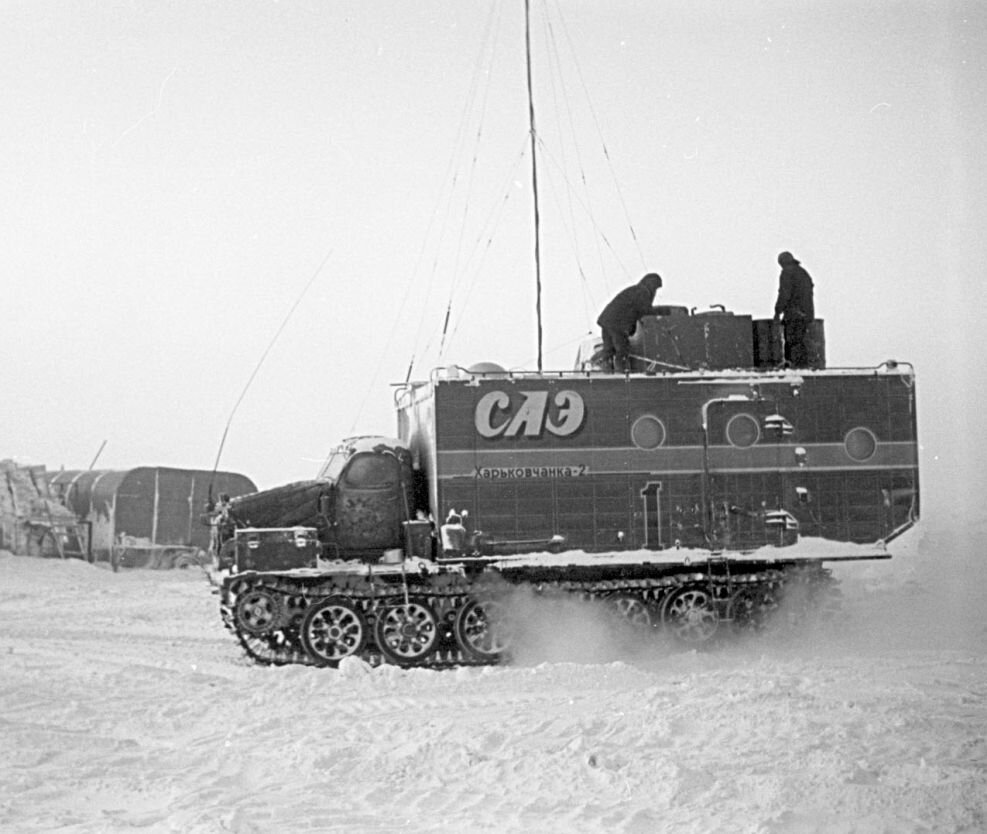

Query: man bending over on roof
596;272;663;373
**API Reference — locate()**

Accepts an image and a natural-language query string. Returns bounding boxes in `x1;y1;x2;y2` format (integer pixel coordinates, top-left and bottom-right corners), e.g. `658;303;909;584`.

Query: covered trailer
49;467;256;568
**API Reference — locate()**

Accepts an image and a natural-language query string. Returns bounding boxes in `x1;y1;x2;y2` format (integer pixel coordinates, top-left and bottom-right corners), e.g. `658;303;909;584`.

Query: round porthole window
726;413;760;448
844;427;877;461
631;415;666;450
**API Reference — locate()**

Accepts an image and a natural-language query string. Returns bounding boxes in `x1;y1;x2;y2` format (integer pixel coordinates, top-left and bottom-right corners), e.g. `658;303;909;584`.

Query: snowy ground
1;521;985;834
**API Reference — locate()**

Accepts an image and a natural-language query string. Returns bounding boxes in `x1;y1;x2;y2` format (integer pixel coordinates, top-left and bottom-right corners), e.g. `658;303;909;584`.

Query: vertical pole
152;469;160;546
524;0;544;372
187;476;196;545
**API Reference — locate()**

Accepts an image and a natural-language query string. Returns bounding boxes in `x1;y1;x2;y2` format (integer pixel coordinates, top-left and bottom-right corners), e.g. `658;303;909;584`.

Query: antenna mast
524;0;544;371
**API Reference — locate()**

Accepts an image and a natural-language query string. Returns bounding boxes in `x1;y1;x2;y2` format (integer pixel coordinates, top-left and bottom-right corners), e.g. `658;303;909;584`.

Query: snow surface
1;521;985;834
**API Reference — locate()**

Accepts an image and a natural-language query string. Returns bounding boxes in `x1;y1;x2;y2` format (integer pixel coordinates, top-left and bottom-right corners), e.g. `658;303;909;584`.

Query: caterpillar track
219;558;841;668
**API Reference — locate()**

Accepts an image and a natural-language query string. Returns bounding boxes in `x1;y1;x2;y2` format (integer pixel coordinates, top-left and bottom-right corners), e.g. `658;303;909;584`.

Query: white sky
3;1;985;501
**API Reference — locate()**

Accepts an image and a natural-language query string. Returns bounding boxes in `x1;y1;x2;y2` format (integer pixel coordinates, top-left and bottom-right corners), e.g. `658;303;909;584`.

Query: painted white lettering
475;391;511;438
474;389;587;439
505;391;549;437
546;390;585;437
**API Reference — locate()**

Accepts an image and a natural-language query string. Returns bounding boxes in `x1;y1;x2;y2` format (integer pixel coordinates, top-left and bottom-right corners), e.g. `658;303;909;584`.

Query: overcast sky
3;1;985;505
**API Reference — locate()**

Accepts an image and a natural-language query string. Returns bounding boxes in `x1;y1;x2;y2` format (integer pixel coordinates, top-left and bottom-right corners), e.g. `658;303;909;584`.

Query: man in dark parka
596;272;663;372
773;251;815;368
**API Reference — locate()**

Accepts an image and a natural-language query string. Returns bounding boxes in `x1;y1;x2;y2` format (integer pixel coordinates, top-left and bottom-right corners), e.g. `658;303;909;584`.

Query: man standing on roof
596;272;663;373
773;251;815;368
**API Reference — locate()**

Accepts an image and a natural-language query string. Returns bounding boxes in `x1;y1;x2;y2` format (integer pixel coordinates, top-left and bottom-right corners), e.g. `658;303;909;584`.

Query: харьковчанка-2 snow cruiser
213;315;918;667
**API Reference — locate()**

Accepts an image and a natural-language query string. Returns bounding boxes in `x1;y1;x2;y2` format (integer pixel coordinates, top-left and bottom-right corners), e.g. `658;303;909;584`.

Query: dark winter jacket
597;277;661;334
774;263;815;321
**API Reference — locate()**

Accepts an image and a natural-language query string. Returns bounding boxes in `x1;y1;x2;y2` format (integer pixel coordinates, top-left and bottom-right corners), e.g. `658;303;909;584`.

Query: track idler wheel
661;584;719;645
454;597;513;663
300;597;368;667
235;590;282;636
374;600;440;666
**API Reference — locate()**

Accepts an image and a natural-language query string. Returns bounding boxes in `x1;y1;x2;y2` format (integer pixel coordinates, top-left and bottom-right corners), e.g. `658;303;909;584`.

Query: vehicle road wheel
661;584;719;645
607;594;653;629
173;553;199;570
374;600;440;666
728;584;778;634
299;597;368;667
235;590;282;636
454;597;513;663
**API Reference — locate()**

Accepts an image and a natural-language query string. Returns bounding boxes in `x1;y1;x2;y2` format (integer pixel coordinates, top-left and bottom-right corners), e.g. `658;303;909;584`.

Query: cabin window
726;413;760;448
631;415;666;450
319;448;349;481
844;427;877;462
343;453;398;489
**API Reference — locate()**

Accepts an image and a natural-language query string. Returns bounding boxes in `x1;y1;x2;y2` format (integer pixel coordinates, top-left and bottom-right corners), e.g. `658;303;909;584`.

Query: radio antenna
208;249;333;501
525;0;544;372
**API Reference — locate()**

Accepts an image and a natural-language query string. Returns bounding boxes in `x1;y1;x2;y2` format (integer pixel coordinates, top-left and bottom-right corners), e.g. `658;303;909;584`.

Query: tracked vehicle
215;311;919;668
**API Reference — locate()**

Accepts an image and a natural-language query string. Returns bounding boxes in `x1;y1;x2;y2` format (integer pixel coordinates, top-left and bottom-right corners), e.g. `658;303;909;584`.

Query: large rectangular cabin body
398;366;919;558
